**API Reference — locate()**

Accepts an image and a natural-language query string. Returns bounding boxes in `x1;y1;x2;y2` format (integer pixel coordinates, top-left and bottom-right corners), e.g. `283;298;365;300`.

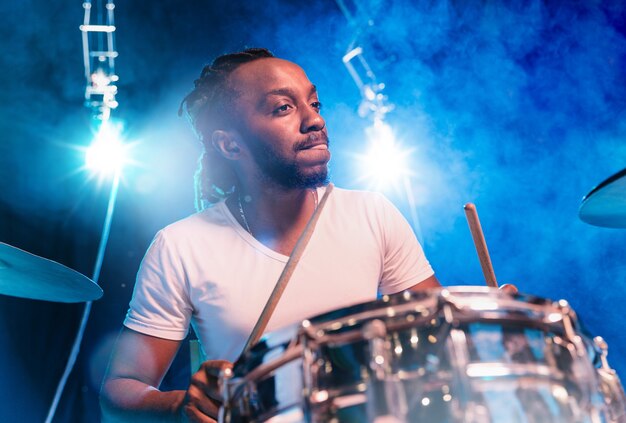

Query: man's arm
408;275;519;294
100;328;185;422
408;274;441;293
100;328;229;423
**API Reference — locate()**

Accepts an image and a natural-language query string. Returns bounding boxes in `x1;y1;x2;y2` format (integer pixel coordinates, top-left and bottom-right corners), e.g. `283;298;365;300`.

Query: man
100;48;440;422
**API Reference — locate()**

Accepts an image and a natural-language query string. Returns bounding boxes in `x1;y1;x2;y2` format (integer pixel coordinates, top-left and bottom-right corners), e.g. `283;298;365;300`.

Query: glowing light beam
84;121;128;176
354;119;415;192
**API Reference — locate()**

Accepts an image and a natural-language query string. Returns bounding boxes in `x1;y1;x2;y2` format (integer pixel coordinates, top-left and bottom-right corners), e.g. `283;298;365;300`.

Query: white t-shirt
124;186;434;362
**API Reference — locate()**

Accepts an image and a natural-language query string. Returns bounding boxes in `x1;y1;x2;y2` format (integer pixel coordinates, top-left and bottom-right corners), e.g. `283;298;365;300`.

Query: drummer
100;48;440;422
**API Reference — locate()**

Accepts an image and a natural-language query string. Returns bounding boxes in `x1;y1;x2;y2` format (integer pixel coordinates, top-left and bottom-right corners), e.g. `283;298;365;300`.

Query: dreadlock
179;47;274;211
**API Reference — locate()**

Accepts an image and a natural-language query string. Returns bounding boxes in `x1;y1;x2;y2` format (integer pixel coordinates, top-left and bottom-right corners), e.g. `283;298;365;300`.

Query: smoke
323;0;626;372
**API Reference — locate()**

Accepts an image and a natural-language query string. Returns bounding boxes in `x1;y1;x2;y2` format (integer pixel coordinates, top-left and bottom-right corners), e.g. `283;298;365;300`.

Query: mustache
293;132;329;151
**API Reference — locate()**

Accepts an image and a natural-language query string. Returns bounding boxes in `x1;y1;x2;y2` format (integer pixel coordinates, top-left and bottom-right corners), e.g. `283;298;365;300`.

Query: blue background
0;0;625;421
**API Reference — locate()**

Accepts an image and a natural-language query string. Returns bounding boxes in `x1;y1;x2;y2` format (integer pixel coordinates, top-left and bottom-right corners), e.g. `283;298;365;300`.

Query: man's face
226;58;330;189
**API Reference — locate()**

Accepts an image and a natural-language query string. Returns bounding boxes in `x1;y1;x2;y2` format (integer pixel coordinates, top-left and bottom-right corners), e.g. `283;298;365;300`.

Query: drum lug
594;336;613;373
364;319;389;379
594;336;626;422
218;367;234;423
558;300;587;357
363;319;409;422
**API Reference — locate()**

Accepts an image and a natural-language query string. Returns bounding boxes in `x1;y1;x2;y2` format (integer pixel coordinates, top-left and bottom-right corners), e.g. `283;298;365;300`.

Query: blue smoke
321;0;626;376
2;0;626;407
131;0;626;376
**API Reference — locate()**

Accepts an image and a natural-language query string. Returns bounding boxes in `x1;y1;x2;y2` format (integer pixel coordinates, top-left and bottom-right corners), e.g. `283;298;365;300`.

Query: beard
248;136;330;189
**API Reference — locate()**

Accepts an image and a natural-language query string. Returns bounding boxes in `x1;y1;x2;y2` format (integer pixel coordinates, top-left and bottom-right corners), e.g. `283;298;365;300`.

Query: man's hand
182;360;233;423
499;283;518;294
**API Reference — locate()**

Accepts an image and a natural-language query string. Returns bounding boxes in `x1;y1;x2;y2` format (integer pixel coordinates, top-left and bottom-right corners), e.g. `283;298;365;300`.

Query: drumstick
241;184;334;356
463;203;498;288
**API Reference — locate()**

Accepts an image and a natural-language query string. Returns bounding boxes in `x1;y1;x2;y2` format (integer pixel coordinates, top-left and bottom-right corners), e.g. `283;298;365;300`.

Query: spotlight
355;119;413;191
85;121;127;176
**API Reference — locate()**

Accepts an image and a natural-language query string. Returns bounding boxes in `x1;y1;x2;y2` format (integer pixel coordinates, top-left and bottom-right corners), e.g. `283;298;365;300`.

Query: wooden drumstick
464;203;498;288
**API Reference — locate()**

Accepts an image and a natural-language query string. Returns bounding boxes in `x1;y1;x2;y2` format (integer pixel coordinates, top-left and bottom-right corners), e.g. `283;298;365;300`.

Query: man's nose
300;106;325;133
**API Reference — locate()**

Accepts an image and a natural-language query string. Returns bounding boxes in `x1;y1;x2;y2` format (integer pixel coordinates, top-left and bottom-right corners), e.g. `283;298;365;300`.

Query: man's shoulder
329;185;390;208
158;202;230;239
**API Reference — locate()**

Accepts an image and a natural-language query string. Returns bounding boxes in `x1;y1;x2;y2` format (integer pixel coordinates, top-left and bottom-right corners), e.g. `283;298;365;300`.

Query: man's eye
274;104;291;114
311;101;322;110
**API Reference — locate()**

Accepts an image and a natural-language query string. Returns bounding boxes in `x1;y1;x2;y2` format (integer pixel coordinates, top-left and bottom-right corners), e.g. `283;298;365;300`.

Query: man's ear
211;130;243;160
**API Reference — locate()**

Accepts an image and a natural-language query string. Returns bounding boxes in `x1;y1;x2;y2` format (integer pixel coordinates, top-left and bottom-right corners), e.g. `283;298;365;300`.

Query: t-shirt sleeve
376;195;435;295
124;230;192;340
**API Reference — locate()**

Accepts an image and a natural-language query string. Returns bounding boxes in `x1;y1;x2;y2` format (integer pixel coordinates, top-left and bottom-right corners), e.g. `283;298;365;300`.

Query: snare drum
221;287;625;423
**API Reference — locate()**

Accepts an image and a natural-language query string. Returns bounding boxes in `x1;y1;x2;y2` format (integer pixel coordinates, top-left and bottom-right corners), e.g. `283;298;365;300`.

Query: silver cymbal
0;242;103;302
579;168;626;228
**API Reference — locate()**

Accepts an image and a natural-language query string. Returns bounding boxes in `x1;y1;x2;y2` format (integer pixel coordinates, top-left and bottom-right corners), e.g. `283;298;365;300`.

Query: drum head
302;287;556;339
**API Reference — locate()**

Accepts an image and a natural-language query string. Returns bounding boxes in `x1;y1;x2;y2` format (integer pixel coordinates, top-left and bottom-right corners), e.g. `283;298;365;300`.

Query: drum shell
222;324;305;422
223;287;625;423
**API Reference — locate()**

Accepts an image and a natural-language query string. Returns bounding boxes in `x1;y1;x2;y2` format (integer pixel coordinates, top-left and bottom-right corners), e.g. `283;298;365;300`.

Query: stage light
85;121;127;176
355;119;414;191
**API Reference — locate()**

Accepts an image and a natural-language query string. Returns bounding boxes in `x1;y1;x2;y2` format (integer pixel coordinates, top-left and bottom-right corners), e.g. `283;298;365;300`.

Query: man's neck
227;185;320;256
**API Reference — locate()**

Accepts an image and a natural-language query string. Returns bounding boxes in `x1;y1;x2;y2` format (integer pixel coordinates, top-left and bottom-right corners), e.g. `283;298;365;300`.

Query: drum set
221;287;625;423
2;170;626;422
218;170;626;423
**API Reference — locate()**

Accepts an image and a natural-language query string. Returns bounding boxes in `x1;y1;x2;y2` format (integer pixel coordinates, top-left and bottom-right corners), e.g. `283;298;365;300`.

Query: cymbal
579;168;626;228
0;242;103;302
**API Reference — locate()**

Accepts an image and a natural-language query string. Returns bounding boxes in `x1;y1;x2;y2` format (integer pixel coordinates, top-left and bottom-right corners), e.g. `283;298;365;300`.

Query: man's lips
304;143;328;150
296;134;329;151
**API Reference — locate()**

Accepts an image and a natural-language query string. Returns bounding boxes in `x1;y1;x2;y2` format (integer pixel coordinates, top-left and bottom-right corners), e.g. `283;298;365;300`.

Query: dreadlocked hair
179;47;275;211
